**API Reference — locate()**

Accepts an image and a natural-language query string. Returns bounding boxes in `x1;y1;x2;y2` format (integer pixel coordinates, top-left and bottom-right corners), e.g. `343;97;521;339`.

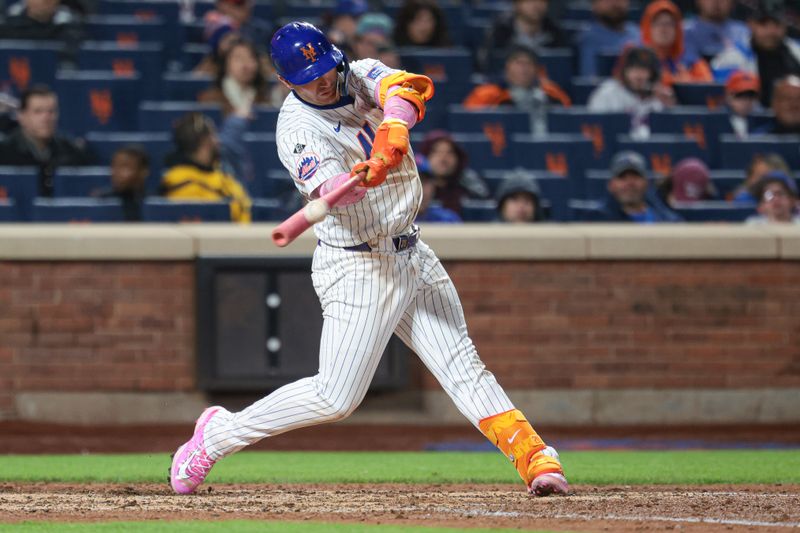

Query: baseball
304;199;329;223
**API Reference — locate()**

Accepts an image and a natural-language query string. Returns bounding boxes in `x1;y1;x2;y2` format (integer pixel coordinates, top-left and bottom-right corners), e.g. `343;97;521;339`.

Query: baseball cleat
169;406;222;494
528;446;569;496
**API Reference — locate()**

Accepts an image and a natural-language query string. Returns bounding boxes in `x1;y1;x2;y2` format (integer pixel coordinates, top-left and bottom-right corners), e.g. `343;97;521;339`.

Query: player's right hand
351;154;390;188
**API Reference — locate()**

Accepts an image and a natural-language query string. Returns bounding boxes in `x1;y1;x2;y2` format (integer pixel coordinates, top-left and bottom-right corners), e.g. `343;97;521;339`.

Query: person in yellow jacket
161;112;252;222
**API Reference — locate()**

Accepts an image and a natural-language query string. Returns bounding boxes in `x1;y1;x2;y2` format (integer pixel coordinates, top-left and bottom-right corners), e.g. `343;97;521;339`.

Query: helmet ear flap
336;52;350;95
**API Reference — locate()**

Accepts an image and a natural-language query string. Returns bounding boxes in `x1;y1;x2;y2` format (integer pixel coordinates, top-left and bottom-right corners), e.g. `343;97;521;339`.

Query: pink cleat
528;446;569;496
169;406;222;494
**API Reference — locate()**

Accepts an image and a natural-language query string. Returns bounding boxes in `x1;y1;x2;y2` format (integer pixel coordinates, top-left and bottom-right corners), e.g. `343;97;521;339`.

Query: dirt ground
1;482;799;532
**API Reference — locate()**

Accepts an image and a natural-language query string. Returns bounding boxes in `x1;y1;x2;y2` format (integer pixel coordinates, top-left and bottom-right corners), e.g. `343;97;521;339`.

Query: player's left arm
350;62;435;187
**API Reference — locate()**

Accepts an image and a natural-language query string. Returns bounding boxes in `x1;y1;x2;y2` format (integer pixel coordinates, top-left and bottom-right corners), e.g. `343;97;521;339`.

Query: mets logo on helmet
300;43;318;63
297;153;320;181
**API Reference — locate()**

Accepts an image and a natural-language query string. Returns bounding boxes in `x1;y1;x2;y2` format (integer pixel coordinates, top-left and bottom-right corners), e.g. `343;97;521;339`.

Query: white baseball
304;199;329;223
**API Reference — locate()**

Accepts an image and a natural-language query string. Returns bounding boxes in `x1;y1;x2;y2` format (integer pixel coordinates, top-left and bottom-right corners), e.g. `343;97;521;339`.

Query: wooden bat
272;173;365;247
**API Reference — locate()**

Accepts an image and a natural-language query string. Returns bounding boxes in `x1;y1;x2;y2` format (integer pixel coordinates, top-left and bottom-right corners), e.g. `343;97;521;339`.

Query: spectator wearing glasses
745;171;800;224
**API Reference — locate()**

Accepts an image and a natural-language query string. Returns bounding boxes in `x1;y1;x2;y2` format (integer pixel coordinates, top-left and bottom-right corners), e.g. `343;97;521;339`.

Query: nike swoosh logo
334;121;341;132
507;429;522;444
176;448;199;479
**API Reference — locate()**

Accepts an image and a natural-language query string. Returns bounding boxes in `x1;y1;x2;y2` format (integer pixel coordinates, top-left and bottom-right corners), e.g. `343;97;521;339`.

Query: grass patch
1;450;798;485
0;521;560;533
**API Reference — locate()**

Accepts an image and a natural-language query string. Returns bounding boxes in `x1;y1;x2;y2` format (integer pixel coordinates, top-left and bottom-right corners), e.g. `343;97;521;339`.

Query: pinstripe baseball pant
204;239;514;459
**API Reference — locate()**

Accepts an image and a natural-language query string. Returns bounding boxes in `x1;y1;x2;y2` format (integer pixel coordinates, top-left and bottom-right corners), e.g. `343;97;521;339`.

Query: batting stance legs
170;240;567;495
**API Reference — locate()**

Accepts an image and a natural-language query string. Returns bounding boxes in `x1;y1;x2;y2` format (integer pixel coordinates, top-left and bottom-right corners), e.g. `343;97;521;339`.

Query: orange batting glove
371;118;409;169
351;153;391;188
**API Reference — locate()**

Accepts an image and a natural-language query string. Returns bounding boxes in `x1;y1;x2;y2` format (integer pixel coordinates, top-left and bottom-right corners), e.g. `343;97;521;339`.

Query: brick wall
2;259;799;420
445;261;800;390
0;262;195;419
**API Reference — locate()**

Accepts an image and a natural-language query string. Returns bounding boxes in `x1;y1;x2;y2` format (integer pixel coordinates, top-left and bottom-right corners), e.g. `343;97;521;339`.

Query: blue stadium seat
85;15;167;45
719;135;800;170
53;167;109;197
546;108;630;169
244;133;282;174
284;0;336;20
192;1;216;20
142;198;231;222
567;198;605;221
0;41;59;96
595;51;620;78
673;201;756;222
483;169;571;221
264;169;295;198
399;47;472;82
31;197;126;222
0;167;38;221
569;76;601;106
448;105;531;135
138;101;223;131
709;170;746;199
447;133;509;172
512;134;594;197
180;43;209;71
537;49;574;91
96;0;180;22
0;200;18;222
162;72;213;101
251;106;280;134
78;42;164;99
460;199;497;222
86;132;172;193
251;198;284;221
672;82;725;108
616;135;710;176
55;71;144;134
649;108;733;167
251;2;273;20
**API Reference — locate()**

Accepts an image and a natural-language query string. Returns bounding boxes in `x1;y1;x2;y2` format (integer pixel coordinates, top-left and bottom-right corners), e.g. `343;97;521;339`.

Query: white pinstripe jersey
276;59;422;247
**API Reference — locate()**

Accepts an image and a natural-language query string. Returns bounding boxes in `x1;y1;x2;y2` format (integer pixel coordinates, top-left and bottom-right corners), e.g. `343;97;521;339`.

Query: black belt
321;229;419;252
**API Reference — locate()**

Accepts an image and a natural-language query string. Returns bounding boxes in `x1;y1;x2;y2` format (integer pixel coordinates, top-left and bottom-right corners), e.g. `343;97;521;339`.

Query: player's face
757;182;797;222
284;67;340;106
19;94;58;142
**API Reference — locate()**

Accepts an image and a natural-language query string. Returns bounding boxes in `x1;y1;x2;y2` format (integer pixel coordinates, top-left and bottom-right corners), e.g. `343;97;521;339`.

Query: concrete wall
1;224;798;424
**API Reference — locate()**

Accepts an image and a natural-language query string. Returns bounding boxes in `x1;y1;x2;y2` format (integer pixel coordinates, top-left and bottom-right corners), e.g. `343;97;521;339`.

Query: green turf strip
0;521;561;533
1;450;798;485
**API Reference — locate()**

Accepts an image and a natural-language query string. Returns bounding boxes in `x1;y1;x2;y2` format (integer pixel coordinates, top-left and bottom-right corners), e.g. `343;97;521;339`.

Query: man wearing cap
495;168;544;223
747;0;800;106
725;70;761;138
657;157;716;208
588;150;683;222
745;171;800;224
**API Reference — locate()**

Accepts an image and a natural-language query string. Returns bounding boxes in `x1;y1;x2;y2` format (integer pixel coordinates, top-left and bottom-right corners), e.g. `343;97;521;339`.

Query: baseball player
170;21;568;497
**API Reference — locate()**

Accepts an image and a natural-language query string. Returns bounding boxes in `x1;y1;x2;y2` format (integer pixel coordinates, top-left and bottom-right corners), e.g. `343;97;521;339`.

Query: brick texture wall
0;262;195;419
2;260;799;419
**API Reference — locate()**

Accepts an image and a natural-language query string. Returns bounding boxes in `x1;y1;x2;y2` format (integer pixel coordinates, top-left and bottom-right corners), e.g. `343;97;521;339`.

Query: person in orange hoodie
640;0;712;85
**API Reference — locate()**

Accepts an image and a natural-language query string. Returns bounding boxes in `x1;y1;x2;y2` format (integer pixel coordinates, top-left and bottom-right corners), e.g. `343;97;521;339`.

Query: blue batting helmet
270;22;344;85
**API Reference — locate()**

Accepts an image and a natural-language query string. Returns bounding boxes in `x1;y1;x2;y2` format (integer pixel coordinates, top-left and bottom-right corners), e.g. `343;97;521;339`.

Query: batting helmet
270;22;344;85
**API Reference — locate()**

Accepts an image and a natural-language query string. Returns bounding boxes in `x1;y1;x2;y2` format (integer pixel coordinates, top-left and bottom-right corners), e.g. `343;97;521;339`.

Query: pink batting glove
318;172;367;205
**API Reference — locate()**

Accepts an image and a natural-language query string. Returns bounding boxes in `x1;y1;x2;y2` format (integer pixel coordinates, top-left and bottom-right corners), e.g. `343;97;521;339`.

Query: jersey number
356;122;375;159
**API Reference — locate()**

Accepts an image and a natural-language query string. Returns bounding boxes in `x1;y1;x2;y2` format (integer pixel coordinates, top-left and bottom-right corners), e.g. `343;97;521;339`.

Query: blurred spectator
745;170;800;224
208;0;270;48
198;37;269;116
418;130;490;216
463;46;570;135
724;70;762;138
377;43;402;70
588;46;675;139
746;1;800;106
325;0;368;53
0;88;19;135
415;155;462;223
495;168;544;223
757;75;800;134
477;0;568;73
683;0;751;81
393;0;450;48
640;0;713;85
91;145;148;222
351;13;394;61
0;84;90;196
656;157;716;207
588;150;682;222
193;14;240;76
576;0;640;77
729;152;791;202
161;112;252;222
5;0;85;67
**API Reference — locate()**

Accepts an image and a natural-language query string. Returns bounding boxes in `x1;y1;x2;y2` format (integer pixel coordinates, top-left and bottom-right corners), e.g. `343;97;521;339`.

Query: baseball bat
272;173;364;247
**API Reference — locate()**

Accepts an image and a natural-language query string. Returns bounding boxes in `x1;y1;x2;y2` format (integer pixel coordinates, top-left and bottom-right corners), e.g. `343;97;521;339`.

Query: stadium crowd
0;0;799;224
